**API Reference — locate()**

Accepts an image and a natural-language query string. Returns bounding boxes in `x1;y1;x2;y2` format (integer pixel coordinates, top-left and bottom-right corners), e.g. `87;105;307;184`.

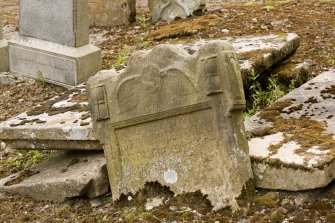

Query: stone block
88;0;136;27
88;41;253;210
9;36;101;88
149;0;206;21
0;151;109;201
19;0;89;47
245;69;335;191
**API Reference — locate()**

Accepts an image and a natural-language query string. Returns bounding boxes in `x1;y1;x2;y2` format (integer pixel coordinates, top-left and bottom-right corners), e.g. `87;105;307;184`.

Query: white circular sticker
163;169;178;184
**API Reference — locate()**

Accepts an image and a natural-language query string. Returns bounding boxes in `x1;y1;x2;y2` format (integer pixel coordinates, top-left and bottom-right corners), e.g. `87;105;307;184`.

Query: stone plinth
246;69;335;191
0;19;9;72
88;42;253;210
149;0;206;21
88;0;136;27
9;36;101;88
11;0;101;87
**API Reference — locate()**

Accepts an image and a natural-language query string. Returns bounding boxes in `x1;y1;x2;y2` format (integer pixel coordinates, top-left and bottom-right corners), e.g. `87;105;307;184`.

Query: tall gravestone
88;41;254;210
88;0;136;27
0;14;9;72
148;0;206;21
9;0;101;87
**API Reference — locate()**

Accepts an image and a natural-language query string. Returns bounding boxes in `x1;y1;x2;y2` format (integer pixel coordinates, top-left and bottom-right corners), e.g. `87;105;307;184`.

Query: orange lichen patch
147;15;220;41
257;99;293;122
304;97;318;104
321;85;335;99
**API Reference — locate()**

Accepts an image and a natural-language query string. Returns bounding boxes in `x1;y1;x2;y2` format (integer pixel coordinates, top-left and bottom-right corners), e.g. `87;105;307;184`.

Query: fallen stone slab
0;151;109;201
0;84;102;150
245;69;335;191
0;34;299;151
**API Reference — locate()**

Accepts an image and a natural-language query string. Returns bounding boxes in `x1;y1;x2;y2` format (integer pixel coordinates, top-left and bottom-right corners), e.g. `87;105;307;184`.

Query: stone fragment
149;0;206;21
0;34;299;151
0;17;9;72
88;0;136;27
10;0;101;87
0;151;109;201
0;84;102;150
88;41;253;210
245;69;335;191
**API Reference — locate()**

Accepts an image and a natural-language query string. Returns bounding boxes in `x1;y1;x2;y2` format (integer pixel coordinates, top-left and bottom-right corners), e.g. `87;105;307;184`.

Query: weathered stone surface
245;69;335;191
0;151;109;201
0;19;9;72
19;0;89;47
0;84;102;150
9;36;101;88
88;41;253;210
149;0;206;21
1;34;299;151
88;0;136;27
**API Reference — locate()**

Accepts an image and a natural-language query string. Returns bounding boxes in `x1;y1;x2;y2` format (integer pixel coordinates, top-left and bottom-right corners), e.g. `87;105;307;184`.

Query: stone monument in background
88;0;136;27
148;0;206;21
9;0;101;87
88;41;254;210
0;14;9;72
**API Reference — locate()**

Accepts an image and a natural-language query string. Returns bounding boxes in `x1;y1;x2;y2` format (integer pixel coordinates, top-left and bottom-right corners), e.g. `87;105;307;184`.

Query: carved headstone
0;15;9;72
148;0;206;21
88;0;136;27
9;0;101;87
88;41;253;210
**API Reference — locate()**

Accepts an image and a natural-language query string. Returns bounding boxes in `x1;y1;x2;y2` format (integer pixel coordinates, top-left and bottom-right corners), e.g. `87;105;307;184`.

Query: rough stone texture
19;0;89;47
0;151;109;201
0;34;299;151
245;69;335;191
9;36;101;88
149;0;206;21
0;19;9;72
0;84;102;150
88;41;253;210
88;0;136;27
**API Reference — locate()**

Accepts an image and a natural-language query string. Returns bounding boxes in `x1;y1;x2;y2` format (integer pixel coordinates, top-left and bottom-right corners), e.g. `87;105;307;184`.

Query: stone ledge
0;39;9;72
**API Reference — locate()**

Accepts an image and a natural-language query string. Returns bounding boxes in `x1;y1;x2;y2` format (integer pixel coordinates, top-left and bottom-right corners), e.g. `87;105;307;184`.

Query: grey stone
149;0;206;21
0;84;102;150
88;41;253;210
246;69;335;191
88;0;136;27
0;19;9;72
0;34;299;151
19;0;89;47
0;151;109;201
9;36;101;88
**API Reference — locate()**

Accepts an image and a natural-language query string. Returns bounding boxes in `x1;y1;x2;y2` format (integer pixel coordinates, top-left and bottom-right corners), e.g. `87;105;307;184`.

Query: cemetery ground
0;0;335;222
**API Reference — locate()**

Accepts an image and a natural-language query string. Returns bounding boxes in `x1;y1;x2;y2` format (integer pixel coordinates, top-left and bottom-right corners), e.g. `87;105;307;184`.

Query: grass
113;45;132;69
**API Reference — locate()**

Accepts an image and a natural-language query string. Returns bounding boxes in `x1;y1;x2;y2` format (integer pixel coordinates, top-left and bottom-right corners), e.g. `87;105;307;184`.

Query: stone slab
88;0;136;27
245;69;335;191
0;151;109;201
88;41;253;210
0;34;299;151
9;36;101;88
0;84;102;150
19;0;89;47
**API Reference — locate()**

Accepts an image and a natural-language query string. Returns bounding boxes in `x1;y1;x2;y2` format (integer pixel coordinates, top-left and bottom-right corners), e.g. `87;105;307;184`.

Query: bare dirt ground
0;0;335;222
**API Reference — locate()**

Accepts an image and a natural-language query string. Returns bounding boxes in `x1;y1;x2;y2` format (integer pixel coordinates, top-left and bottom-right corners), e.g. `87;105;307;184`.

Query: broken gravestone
0;151;109;201
149;0;206;21
246;69;335;191
87;41;254;210
9;0;101;87
88;0;136;27
0;15;9;72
